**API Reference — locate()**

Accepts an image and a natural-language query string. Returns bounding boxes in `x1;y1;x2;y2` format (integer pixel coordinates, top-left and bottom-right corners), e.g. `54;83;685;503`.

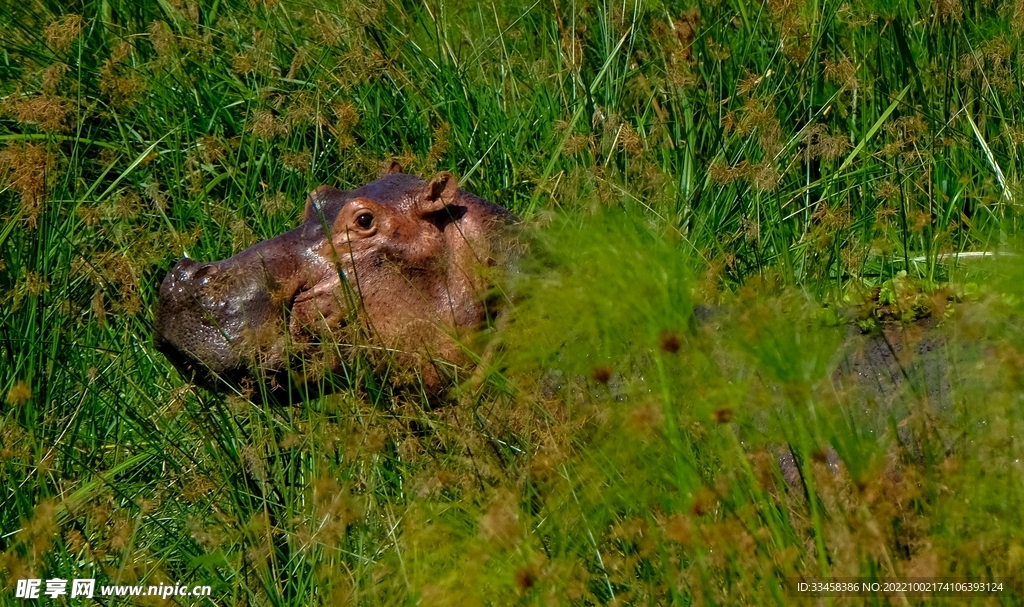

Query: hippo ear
386;161;403;175
304;185;346;222
419;171;458;215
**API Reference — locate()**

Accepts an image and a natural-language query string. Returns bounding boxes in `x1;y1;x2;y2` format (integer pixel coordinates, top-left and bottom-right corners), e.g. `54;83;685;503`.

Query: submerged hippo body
155;167;517;394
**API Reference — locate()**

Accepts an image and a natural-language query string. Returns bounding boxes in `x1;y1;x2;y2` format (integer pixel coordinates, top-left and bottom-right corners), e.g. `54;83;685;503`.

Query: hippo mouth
154;257;299;388
154;252;358;392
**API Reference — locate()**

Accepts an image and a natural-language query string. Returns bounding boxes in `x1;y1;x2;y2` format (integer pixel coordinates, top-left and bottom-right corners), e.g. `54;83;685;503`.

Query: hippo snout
155;256;283;382
166;258;220;286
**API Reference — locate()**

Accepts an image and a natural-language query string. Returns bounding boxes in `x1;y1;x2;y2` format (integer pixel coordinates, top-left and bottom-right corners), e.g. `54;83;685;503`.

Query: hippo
154;165;518;396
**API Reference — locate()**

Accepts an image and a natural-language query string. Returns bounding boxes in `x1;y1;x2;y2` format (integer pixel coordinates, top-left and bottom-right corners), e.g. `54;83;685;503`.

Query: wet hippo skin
154;164;518;395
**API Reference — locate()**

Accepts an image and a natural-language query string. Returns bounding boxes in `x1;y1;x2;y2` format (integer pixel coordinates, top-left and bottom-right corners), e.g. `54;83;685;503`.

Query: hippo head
154;166;517;394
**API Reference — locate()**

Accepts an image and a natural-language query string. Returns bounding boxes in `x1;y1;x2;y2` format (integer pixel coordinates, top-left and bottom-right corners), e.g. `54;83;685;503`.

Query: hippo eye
355;212;374;230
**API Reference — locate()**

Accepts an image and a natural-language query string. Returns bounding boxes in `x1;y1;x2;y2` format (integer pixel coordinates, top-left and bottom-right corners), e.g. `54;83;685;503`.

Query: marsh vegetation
1;0;1023;604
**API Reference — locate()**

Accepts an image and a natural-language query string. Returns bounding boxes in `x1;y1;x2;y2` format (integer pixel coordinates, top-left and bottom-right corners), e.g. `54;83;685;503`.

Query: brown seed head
690;486;718;517
875;181;900;201
64;529;86;553
910;210;932;233
708;160;741;185
44;15;83;52
934;0;963;21
426;122;451;165
7;380;31;406
659;330;681;353
248;109;287;139
41;63;69;95
514;565;539;592
312;11;345;46
617;122;644;155
282;150;311;173
285;93;319;129
1013;0;1024;33
479;491;522;549
628;403;664;437
662;512;692;544
823;56;858;89
333;102;361;132
24;498;59;556
148;20;176;60
261;192;291;216
749;161;781;192
736;70;764;96
563;133;592;156
802;124;850;162
22;272;50;297
0;143;51;227
712;408;733;424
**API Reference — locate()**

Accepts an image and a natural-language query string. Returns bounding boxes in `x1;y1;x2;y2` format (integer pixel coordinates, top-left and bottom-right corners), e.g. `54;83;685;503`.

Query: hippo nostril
169;258;201;283
193;264;220;283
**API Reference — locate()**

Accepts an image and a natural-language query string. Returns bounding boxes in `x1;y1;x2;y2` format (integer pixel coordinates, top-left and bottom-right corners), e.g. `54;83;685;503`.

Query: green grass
1;0;1024;604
